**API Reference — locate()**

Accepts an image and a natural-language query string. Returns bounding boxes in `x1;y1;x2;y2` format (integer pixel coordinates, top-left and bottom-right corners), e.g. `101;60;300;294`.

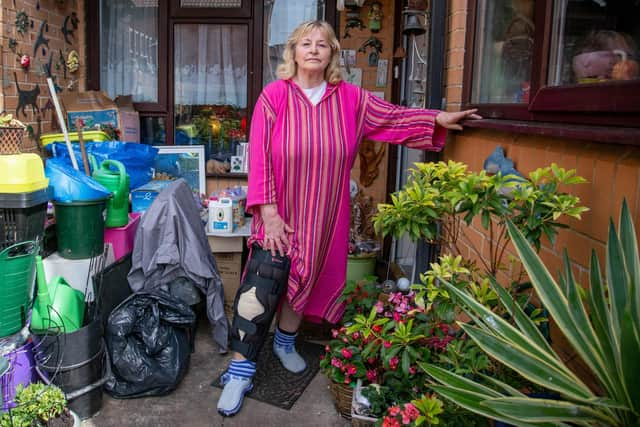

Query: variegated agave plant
421;200;639;426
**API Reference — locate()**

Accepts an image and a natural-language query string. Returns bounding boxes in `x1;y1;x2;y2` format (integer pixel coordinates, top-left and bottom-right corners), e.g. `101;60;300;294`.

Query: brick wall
442;0;640;378
0;0;85;153
441;0;640;282
444;131;640;286
444;0;467;111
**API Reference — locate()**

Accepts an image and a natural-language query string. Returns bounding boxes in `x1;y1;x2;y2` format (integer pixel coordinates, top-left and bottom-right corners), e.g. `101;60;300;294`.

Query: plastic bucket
54;199;107;259
37;345;105;420
1;340;37;411
346;255;376;282
33;316;106;420
0;241;37;338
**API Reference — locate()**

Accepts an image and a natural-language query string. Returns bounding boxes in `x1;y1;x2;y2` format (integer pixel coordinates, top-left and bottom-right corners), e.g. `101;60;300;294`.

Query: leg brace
230;245;290;361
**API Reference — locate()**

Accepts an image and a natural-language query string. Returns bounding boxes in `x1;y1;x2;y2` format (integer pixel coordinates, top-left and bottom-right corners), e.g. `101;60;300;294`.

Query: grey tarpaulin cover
128;179;229;351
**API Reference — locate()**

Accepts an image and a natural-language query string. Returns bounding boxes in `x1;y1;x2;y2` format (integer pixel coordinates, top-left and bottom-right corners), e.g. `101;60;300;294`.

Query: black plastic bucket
33;316;106;419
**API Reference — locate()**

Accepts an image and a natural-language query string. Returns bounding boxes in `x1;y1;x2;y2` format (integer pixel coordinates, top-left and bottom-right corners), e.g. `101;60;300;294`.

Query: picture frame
153;145;206;196
342;67;363;87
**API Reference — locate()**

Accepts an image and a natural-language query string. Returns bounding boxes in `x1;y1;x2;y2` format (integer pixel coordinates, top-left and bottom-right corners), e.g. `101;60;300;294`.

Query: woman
217;20;480;416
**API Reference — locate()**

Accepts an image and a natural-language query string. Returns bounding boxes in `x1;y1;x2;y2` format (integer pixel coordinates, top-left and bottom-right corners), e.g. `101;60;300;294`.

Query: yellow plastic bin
39;130;111;147
0;153;49;193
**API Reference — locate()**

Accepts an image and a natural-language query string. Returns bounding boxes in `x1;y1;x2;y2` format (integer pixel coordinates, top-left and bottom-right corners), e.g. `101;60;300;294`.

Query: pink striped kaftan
246;79;446;324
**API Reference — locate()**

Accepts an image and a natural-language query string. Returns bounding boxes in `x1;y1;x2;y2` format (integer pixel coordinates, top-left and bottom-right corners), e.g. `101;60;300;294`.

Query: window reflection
548;1;640;86
263;0;326;86
100;0;158;103
471;0;535;104
174;24;248;171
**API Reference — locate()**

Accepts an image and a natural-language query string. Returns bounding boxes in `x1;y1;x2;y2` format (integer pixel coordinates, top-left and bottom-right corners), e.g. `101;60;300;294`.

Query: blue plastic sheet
45;158;111;202
47;141;158;190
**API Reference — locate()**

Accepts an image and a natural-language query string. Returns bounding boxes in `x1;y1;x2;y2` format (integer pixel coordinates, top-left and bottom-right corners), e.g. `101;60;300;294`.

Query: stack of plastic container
0;152;51;410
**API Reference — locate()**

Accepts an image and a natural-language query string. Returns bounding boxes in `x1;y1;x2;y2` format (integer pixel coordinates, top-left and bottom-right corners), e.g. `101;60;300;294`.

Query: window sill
206;173;248;179
461;119;640;146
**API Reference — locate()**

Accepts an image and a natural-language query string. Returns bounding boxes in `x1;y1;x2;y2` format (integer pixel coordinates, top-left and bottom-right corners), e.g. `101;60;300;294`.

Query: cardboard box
61;91;140;143
207;234;244;252
130;180;174;213
214;251;243;312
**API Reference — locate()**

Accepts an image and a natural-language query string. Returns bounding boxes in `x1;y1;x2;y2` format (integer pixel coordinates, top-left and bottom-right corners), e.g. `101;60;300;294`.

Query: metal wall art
62;12;79;44
358;36;382;66
34;20;50;56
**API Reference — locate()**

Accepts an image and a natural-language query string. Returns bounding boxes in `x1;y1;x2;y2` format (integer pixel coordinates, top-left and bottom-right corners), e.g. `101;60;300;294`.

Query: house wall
0;0;86;153
339;1;397;208
442;0;640;377
442;0;640;283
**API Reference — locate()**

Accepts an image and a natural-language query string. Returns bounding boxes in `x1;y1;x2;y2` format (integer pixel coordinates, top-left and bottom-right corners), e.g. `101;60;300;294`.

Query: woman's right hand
260;204;293;257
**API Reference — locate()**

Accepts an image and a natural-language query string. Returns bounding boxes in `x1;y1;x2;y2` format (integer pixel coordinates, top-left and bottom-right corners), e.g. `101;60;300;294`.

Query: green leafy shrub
0;383;71;427
423;201;640;426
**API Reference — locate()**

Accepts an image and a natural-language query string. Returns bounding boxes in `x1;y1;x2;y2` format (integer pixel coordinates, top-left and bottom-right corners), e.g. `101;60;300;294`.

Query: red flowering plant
378;395;444;427
319;324;376;386
338;277;381;324
341;290;437;403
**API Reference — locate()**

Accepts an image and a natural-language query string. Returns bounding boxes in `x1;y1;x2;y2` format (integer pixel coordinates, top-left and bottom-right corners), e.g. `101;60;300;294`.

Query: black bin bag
104;290;196;398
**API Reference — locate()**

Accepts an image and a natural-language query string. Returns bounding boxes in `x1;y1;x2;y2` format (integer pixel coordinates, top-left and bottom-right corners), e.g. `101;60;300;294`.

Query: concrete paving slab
83;315;350;427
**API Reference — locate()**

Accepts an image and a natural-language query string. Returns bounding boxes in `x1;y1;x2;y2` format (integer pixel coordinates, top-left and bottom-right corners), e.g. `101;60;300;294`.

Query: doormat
212;334;325;410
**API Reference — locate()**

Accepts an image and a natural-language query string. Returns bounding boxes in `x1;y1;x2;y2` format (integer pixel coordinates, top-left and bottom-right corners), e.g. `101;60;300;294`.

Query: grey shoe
217;372;254;416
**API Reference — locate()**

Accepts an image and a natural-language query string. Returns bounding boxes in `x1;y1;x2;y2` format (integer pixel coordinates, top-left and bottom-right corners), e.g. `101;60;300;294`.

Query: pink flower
341;348;353;359
403;403;420;420
389;356;399;370
325;345;331;352
331;357;342;368
331;329;339;338
388;406;401;416
409;366;417;375
393;312;402;322
366;369;377;382
375;301;385;313
352;331;360;340
344;376;351;384
382;416;400;427
383;341;392;349
346;365;357;375
372;324;383;333
401;412;412;425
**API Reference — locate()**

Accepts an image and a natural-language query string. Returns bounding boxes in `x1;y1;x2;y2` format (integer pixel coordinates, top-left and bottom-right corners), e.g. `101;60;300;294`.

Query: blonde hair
276;20;342;84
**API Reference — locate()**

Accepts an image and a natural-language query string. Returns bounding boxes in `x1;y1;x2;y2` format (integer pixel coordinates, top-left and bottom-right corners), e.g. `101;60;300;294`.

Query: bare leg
278;299;303;332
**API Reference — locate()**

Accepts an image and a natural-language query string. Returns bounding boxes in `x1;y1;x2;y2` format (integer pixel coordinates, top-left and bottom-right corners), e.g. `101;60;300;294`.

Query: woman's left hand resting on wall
435;108;482;131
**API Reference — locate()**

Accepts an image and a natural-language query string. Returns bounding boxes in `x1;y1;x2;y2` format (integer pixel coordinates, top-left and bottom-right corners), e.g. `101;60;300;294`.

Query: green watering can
90;156;130;228
31;256;85;334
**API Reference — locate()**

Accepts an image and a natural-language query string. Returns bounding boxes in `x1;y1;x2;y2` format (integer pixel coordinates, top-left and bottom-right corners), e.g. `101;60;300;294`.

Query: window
463;0;640;131
173;24;249;168
89;1;336;150
99;0;159;104
262;0;327;86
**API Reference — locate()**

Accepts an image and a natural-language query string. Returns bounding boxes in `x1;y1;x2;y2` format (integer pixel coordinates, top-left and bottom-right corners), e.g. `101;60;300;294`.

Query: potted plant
422;201;640;426
324;282;491;424
374;161;588;277
0;112;26;155
0;382;80;427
